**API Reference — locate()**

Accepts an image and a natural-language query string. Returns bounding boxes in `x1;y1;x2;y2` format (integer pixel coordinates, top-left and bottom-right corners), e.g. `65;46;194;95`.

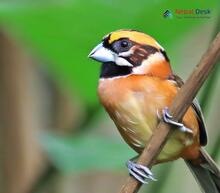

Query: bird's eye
120;40;129;48
112;39;132;53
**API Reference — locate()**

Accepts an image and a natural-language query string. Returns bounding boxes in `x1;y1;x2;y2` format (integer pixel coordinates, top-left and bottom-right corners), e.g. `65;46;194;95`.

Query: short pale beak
88;42;114;62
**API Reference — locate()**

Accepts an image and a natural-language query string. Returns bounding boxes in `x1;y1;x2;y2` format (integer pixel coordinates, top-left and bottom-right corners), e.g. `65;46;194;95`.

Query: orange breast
98;75;201;163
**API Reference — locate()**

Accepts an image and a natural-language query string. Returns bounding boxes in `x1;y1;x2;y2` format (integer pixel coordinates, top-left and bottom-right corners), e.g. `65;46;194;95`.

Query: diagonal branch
118;32;220;193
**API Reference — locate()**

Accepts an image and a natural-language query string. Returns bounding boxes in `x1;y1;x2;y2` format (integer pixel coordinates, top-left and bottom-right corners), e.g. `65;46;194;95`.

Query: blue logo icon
163;10;173;18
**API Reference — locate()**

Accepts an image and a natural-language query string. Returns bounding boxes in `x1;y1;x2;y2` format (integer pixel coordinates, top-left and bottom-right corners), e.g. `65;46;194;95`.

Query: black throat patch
100;62;132;78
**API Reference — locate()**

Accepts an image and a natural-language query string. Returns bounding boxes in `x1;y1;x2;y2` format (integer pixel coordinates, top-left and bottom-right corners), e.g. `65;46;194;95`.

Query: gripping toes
127;160;157;184
162;107;193;134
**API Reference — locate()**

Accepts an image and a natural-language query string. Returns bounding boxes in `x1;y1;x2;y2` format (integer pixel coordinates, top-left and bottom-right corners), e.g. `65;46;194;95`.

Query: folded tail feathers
185;148;220;193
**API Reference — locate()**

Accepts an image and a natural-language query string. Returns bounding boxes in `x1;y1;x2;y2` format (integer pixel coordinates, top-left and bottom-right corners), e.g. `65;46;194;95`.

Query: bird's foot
162;107;193;134
126;160;157;184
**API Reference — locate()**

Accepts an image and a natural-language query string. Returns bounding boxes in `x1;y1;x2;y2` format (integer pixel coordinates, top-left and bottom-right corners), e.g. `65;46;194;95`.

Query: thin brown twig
118;32;220;193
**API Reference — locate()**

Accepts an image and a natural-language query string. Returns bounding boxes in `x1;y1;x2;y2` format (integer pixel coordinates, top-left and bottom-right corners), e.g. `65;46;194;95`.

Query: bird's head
88;29;172;79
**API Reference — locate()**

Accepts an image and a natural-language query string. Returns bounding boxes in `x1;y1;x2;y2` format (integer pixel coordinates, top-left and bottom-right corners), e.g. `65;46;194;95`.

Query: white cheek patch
132;52;165;74
114;49;134;67
118;49;134;57
115;56;133;67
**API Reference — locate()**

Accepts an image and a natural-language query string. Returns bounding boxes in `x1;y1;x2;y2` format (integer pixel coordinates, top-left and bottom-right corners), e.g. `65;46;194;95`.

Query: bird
88;29;220;192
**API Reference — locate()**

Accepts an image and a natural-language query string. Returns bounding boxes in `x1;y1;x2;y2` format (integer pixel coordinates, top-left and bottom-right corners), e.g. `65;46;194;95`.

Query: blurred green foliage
40;132;133;172
0;0;218;105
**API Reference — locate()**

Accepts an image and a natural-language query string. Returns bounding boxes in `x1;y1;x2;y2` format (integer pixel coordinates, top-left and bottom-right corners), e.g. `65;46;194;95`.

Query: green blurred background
0;1;219;193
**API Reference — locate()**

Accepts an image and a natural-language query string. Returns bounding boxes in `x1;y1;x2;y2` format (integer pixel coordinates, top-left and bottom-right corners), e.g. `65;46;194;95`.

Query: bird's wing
168;74;207;146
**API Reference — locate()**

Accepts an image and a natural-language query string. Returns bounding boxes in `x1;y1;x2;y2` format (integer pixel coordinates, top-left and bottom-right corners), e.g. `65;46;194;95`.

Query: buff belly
98;76;196;163
110;96;192;163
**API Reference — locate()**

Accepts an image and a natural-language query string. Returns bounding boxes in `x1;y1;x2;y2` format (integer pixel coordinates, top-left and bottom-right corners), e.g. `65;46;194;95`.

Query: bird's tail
185;148;220;193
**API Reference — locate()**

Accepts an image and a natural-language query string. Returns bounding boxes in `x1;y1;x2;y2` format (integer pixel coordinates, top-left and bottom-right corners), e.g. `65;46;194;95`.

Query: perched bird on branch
88;29;220;192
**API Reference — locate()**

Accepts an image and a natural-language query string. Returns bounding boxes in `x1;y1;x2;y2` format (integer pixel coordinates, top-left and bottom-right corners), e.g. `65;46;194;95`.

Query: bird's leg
162;107;193;134
126;156;157;184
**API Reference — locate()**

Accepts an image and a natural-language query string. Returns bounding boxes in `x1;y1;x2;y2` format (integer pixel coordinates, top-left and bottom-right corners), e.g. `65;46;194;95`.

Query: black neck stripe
100;62;132;78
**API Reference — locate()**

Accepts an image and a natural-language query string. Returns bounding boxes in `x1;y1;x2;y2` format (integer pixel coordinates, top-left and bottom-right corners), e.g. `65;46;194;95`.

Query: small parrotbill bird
88;29;220;192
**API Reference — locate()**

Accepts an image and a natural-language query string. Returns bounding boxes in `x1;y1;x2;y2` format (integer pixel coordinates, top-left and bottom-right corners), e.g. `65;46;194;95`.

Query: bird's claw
162;107;193;134
127;160;157;184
